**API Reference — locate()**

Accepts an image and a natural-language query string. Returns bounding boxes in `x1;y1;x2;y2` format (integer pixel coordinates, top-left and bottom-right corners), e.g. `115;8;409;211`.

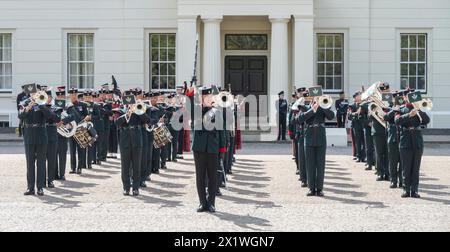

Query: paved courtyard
0;142;449;232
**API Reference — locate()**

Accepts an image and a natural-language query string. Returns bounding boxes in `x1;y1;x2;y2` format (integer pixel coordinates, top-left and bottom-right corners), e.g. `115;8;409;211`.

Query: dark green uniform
141;105;159;183
20;104;53;191
299;106;335;194
45;104;61;185
292;104;308;184
152;105;164;173
89;102;104;166
348;103;366;162
395;106;430;196
100;102;113;161
116;112;150;192
384;108;402;187
361;104;375;169
67;101;88;173
370;113;389;180
55;106;72;180
192;106;226;208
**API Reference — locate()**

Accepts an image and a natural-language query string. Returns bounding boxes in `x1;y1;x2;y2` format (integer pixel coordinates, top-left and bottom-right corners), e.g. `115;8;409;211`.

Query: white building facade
0;0;449;128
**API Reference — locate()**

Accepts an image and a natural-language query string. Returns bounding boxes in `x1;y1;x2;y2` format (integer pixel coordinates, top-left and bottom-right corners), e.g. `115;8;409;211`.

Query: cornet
318;95;333;110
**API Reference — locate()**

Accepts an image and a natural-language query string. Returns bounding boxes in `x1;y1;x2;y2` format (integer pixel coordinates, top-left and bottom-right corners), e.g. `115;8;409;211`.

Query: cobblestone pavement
0;143;449;232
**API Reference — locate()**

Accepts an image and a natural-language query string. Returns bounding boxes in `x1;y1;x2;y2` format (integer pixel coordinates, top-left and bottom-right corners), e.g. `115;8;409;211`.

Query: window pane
334;49;342;61
334;63;342;75
2;49;11;61
317;35;326;48
152;76;159;89
160;35;168;47
418;64;426;76
4;63;12;75
0;77;4;89
326;36;333;48
225;34;268;50
334;77;342;90
168;35;176;47
318;49;325;61
335;35;342;48
78;35;85;48
69;35;77;47
3;34;11;47
86;48;94;61
317;77;325;87
168;63;175;75
326;49;333;61
168;76;176;90
168;49;176;61
317;63;325;75
85;35;94;48
160;76;168;89
418;35;426;48
401;36;408;48
326;64;333;75
409;77;416;89
401;64;408;75
409;49;417;62
151;35;159;48
78;48;86;61
152;49;159;61
418;77;426;90
326;77;333;90
152;63;159;76
4;76;11;89
401;77;408;89
418;49;426;62
409;35;417;48
86;63;94;75
69;49;78;61
401;49;408;62
161;63;168;76
160;48;168;61
409;64;416;75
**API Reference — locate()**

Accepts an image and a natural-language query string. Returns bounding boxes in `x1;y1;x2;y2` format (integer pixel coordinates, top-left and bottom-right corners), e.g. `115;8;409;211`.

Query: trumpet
19;91;49;113
414;98;433;111
213;91;234;108
318;95;333;110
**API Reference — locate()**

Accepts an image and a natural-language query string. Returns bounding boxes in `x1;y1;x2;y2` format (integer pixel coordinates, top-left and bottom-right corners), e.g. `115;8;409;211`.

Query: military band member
361;101;375;171
395;91;430;198
292;88;309;187
140;92;160;185
276;91;288;141
193;87;226;213
109;96;120;159
298;87;335;197
150;92;164;174
67;89;89;174
55;88;70;181
44;89;60;188
101;90;113;161
90;92;105;167
16;86;29;138
20;85;54;196
335;92;349;128
116;95;150;196
348;92;366;164
157;93;169;170
384;91;405;188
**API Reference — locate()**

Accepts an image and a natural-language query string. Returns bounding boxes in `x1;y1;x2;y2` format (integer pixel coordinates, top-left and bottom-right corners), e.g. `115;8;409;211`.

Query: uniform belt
404;127;422;131
308;123;325;128
122;126;142;130
24;123;46;128
47;123;57;127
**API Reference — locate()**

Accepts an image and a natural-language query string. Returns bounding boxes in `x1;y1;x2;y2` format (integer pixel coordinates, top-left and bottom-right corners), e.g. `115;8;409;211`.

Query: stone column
202;16;223;87
293;15;314;86
176;16;198;85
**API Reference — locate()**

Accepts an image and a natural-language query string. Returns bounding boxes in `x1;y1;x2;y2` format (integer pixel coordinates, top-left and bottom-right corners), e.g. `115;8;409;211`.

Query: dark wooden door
225;56;268;123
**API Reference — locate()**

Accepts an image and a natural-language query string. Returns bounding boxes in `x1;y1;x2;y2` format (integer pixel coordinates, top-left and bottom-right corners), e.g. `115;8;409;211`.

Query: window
150;34;176;90
400;34;427;91
225;34;268;50
0;33;12;91
68;34;94;89
317;34;343;92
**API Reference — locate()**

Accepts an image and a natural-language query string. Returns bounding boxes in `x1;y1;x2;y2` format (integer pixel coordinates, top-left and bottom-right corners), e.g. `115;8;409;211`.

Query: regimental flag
122;95;136;105
55;99;66;108
22;84;37;95
408;91;423;103
308;86;323;97
382;93;393;102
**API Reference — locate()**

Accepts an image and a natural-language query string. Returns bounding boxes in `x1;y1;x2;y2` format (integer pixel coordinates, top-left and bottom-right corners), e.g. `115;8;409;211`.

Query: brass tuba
214;91;234;108
318;95;333;110
361;82;389;127
32;91;49;106
57;111;77;138
130;101;147;116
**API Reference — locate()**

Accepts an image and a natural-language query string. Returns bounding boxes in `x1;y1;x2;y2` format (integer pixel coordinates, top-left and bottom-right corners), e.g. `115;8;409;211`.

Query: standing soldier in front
20;85;54;196
193;87;226;213
44;89;61;188
55;87;70;181
298;87;335;197
395;91;430;198
276;91;288;141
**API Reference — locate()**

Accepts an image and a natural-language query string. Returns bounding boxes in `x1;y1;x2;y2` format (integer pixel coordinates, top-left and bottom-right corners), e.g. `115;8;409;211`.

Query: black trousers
101;124;110;159
140;131;149;183
152;148;161;172
337;113;347;128
120;146;142;190
56;136;68;178
46;141;57;183
353;128;365;160
373;135;389;177
25;144;47;190
143;137;154;181
70;138;86;171
278;114;287;140
177;130;184;155
194;152;218;207
225;136;235;173
305;146;326;191
388;142;402;185
364;127;374;166
297;138;307;183
400;149;423;193
108;123;118;154
169;129;179;161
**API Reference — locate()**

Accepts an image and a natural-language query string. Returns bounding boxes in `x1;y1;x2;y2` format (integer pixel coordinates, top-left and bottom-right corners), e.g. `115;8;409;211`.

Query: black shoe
77;168;82;175
140;182;147;188
167;159;172;162
161;165;167;170
97;161;102;166
37;189;44;197
296;170;300;175
145;176;151;182
216;190;222;197
208;205;216;213
228;170;233;175
365;166;373;171
353;157;358;160
123;190;130;196
197;204;208;213
399;183;403;188
384;176;390;181
177;155;184;160
219;182;226;188
153;170;160;174
60;176;66;181
307;190;316;197
411;192;421;198
301;182;308;188
132;190;139;196
357;159;363;163
69;170;76;174
390;183;398;189
172;159;178;163
24;189;35;196
316;190;325;197
47;182;55;189
87;165;92;170
401;191;411;198
376;176;384;181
